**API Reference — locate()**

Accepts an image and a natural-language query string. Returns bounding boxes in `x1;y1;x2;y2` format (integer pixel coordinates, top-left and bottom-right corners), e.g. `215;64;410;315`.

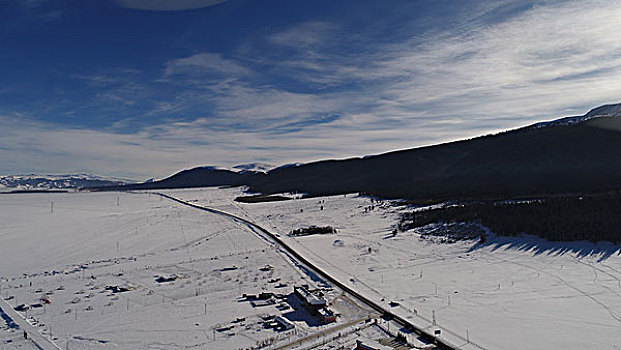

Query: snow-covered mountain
529;102;621;129
0;174;130;192
231;163;274;173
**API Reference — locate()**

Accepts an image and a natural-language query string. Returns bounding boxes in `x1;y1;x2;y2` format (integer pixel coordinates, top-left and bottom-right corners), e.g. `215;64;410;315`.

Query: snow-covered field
2;188;621;350
0;191;385;350
167;187;621;350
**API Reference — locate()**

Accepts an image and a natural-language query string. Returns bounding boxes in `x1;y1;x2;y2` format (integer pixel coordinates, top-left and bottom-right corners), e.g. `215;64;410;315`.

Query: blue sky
1;0;620;179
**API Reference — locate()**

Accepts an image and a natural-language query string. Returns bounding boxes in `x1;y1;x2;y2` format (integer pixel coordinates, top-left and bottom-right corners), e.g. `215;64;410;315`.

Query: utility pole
51;202;54;214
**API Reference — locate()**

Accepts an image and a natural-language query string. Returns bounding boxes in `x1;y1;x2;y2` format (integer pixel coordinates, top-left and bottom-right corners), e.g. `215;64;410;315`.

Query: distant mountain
90;166;264;191
95;102;621;201
0;174;129;192
585;102;621;118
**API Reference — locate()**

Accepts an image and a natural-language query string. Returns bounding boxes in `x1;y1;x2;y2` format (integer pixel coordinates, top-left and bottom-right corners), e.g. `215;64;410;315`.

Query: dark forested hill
247;107;621;201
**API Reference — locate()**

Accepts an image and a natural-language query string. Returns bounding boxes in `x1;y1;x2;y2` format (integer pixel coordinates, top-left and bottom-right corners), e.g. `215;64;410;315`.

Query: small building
251;298;275;307
258;292;275;300
389;301;400;307
274;316;295;331
220;266;238;272
354;339;393;350
14;304;30;311
155;275;177;283
317;307;336;323
259;265;274;271
242;293;257;300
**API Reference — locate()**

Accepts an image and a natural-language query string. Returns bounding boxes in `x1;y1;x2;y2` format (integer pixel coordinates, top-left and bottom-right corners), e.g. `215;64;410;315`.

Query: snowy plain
167;187;621;350
1;188;620;350
0;191;391;350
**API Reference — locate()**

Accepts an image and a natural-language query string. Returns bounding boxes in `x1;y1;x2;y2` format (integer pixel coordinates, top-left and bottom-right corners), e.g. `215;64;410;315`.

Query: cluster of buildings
294;285;336;323
237;284;337;337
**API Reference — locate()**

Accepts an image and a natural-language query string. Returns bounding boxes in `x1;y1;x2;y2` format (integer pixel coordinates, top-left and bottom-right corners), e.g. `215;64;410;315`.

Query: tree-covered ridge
399;192;621;244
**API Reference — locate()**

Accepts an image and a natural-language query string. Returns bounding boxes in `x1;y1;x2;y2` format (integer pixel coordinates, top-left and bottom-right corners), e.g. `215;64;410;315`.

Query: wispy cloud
366;0;621;121
165;53;251;77
268;21;337;52
251;0;621;131
5;0;621;178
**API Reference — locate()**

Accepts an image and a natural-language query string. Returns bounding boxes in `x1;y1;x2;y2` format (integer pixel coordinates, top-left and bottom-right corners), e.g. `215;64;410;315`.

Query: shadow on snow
468;233;621;262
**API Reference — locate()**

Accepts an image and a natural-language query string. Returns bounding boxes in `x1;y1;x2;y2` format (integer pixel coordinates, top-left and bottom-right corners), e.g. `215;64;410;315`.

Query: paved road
157;193;485;350
0;297;61;350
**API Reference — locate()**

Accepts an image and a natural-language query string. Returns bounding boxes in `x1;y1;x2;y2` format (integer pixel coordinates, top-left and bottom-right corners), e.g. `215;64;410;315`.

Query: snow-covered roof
294;286;326;306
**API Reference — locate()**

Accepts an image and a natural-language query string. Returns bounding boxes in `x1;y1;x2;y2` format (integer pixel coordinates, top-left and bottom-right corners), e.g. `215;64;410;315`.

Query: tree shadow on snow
468;234;621;262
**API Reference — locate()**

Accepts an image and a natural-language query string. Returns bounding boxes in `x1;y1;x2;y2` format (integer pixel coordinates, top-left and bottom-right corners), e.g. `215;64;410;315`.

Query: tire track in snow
571;255;621;293
479;251;621;324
